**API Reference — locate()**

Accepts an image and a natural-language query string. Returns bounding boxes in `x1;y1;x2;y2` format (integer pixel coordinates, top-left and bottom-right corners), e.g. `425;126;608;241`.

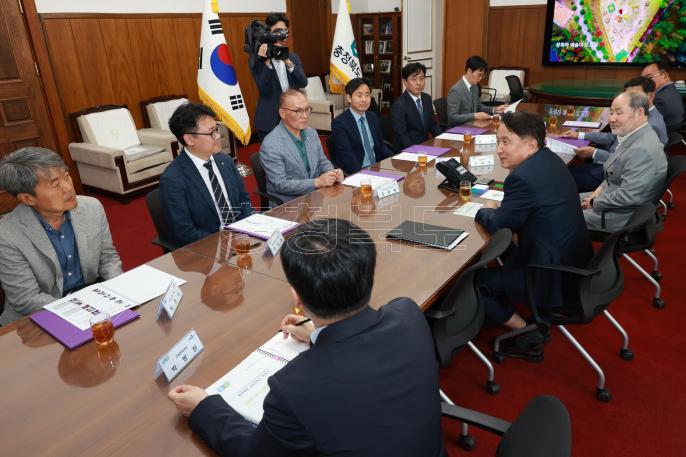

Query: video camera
244;20;289;61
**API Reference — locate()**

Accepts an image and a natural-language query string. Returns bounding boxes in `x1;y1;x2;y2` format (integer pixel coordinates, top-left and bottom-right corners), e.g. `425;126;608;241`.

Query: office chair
250;152;283;210
145;188;177;253
378;115;399;153
505;75;527;103
325;135;338;168
441;395;571;457
427;228;513;396
664;132;683;209
433;97;450;130
494;205;656;402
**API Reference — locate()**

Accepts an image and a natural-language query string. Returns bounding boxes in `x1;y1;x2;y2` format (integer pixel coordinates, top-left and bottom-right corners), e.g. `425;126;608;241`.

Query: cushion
78;108;140;150
305;76;326;101
147;98;189;130
123;144;165;163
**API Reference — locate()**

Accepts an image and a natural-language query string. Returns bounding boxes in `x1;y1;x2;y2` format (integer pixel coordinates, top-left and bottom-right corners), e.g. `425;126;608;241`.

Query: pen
279;318;311;332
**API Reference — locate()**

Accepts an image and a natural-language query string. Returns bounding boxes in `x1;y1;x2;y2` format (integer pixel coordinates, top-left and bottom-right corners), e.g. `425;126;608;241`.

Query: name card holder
373;180;400;199
263;229;285;256
154;329;204;382
156;280;183;320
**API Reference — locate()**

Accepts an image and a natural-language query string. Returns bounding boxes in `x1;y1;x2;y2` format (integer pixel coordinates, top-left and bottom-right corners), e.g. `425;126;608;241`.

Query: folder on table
386;220;468;251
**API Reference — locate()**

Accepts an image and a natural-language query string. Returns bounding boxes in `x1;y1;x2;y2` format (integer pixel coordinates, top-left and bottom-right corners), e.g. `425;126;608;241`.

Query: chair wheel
596;388;612;402
620;348;634;361
486;380;500;395
651;271;663;281
493;352;506;364
459;434;476;451
653;298;666;309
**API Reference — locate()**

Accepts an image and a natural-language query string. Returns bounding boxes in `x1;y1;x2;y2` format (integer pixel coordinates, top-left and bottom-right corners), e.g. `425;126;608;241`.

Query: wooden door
0;0;57;213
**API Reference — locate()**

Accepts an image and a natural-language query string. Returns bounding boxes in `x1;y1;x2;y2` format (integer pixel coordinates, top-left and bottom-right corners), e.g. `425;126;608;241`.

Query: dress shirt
272;59;292;92
284;127;311;175
462;76;473;91
186;150;232;224
310;324;328;344
350;109;376;167
34;210;84;294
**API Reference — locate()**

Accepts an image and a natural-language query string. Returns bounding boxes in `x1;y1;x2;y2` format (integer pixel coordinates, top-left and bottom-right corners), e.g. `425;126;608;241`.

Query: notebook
386;221;469;251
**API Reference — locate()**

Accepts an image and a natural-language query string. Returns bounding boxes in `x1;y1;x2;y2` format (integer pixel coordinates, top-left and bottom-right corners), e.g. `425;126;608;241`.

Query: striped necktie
203;159;234;226
359;117;376;166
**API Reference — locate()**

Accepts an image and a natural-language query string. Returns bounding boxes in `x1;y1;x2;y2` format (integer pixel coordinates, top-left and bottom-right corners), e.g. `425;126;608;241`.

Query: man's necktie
416;97;423;118
203;160;234;226
359;117;376;166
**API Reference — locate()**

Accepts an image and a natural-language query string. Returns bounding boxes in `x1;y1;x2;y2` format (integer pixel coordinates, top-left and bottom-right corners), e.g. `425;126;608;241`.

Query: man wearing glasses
641;60;685;134
447;55;507;126
159;103;253;248
260;89;344;206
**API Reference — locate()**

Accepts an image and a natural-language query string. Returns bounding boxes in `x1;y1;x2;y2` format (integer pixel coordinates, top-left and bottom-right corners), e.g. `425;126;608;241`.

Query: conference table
0;103;604;457
530;79;686;106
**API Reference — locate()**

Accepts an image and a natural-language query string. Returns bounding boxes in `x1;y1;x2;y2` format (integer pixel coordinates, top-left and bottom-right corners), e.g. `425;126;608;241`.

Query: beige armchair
68;105;178;198
304;76;345;132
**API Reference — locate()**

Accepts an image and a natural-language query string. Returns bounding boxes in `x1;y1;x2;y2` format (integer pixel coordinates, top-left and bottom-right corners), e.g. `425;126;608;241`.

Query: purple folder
228;223;300;240
548;135;591;148
360;169;405;181
401;145;451;156
30;309;139;350
446;126;489;135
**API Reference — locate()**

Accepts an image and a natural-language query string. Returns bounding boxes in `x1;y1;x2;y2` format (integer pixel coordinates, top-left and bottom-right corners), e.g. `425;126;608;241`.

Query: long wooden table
0;103;604;456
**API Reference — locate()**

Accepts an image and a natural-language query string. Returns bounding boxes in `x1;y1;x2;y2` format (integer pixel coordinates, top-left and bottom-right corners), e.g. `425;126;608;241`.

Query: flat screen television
542;0;686;67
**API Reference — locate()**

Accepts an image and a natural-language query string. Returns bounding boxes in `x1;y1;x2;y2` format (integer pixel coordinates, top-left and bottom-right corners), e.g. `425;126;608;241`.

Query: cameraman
252;13;307;141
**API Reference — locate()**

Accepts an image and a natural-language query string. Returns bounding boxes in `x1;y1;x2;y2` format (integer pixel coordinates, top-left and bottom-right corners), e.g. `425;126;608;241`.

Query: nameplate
154;329;204;382
156;280;183;320
263;229;285;256
469;155;494;167
474;134;497;144
373;180;400;198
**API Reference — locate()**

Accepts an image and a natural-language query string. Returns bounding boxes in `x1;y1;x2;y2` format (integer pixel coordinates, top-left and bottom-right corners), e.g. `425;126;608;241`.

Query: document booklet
206;333;309;424
227;214;300;240
386;220;469;251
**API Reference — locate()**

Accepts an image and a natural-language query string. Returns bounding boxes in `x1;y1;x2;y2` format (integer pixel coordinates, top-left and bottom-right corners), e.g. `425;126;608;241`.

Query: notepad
227;214;300;240
206;333;309;424
386;220;469;251
563;120;601;129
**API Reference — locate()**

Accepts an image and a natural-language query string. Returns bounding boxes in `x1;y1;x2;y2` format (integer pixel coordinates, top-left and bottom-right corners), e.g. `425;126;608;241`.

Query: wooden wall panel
70;19;116;103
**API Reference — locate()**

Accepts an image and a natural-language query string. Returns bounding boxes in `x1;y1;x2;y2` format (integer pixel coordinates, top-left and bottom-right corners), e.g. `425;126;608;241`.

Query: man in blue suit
475;111;592;361
331;77;393;175
159;103;253;248
168;219;445;457
641;60;685;134
391;62;443;150
251;13;308;141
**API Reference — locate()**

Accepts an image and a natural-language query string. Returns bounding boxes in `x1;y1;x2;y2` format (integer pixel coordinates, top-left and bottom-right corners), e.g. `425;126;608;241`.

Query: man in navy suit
168;218;444;457
391;62;443;150
641;60;684;133
475;111;592;361
159;103;253;248
331;77;393;175
251;13;308;141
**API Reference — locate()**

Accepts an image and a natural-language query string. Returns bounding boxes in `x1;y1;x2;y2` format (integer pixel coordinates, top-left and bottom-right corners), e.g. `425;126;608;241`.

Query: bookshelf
353;12;401;113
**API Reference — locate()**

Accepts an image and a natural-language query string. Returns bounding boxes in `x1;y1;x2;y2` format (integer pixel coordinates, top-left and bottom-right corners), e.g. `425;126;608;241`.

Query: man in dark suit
475;111;593;361
642;60;685;133
251;13;308;141
331;77;393;175
391;62;443;150
169;218;444;457
159;103;253;248
447;55;507;126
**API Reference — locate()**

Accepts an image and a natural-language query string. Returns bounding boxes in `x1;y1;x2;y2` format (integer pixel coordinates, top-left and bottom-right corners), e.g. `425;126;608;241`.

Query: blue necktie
359;117;376;166
416;97;423;119
203;160;235;226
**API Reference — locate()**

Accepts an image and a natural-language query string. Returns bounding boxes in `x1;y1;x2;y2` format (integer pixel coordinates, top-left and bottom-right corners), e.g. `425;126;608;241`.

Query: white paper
563;120;601;129
469;155;494;167
206;333;309;423
454;202;483;218
102;264;187;305
124;145;146;154
504;99;522;113
474;135;497;144
44;284;137;331
480;189;505;202
342;173;397;188
264;229;285;256
228;214;299;239
436;132;464;141
391;152;437;163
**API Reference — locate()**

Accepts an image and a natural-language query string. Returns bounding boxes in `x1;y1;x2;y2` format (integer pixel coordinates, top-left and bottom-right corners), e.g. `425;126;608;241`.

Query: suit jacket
260;122;334;205
251;53;308;134
331;109;393;175
391;91;443;150
159;150;254;248
476;148;593;308
447;78;494;126
0;196;122;325
653;82;685;133
585;123;667;231
188;297;444;457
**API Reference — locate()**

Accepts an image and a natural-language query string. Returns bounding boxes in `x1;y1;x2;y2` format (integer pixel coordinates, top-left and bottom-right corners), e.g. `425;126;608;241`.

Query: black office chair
427;228;512;396
433;97;450;130
506;75;527;103
664;133;682;208
494;205;657;402
378;115;398;153
442;395;571;457
145;188;177;253
250;151;283;210
325;135;337;168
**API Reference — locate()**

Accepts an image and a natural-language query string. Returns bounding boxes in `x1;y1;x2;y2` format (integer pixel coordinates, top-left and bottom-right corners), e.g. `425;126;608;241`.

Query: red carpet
95;144;686;456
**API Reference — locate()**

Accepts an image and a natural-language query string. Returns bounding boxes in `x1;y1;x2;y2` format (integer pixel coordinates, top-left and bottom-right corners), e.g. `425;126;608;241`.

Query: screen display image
543;0;686;66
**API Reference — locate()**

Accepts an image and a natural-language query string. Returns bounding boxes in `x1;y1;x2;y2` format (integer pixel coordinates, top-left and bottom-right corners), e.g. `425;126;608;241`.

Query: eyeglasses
282;106;313;117
644;71;664;80
190;125;222;139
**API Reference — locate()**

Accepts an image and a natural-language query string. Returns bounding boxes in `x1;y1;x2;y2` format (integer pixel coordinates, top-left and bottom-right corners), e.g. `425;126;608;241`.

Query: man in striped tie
160;102;254;248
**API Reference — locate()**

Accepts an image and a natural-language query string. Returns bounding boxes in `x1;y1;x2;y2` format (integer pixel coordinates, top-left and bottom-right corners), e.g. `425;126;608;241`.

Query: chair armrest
68;142;121;169
425;304;457;320
527;263;600;277
138;129;177;150
480;86;496;102
310;99;335;114
599;204;641;229
324;92;345;107
441;402;510;436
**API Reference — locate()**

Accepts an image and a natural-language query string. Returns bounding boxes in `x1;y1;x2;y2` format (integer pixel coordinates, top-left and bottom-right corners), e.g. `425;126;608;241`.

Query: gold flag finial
211;0;218;14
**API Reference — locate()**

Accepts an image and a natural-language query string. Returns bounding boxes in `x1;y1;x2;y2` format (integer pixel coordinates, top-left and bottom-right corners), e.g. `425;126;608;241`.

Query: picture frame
365;40;374;54
362;23;374;35
362;63;374;73
380;60;391;74
378;41;386;54
385;40;393;54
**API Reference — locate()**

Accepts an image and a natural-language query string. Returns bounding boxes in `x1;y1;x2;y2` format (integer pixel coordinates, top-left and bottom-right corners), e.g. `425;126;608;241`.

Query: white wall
331;0;400;14
489;0;546;6
35;0;286;14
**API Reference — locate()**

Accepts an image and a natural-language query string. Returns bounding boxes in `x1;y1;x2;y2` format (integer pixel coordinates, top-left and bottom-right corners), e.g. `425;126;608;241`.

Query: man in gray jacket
582;91;667;231
447;55;507;126
0;148;122;325
260;89;343;206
